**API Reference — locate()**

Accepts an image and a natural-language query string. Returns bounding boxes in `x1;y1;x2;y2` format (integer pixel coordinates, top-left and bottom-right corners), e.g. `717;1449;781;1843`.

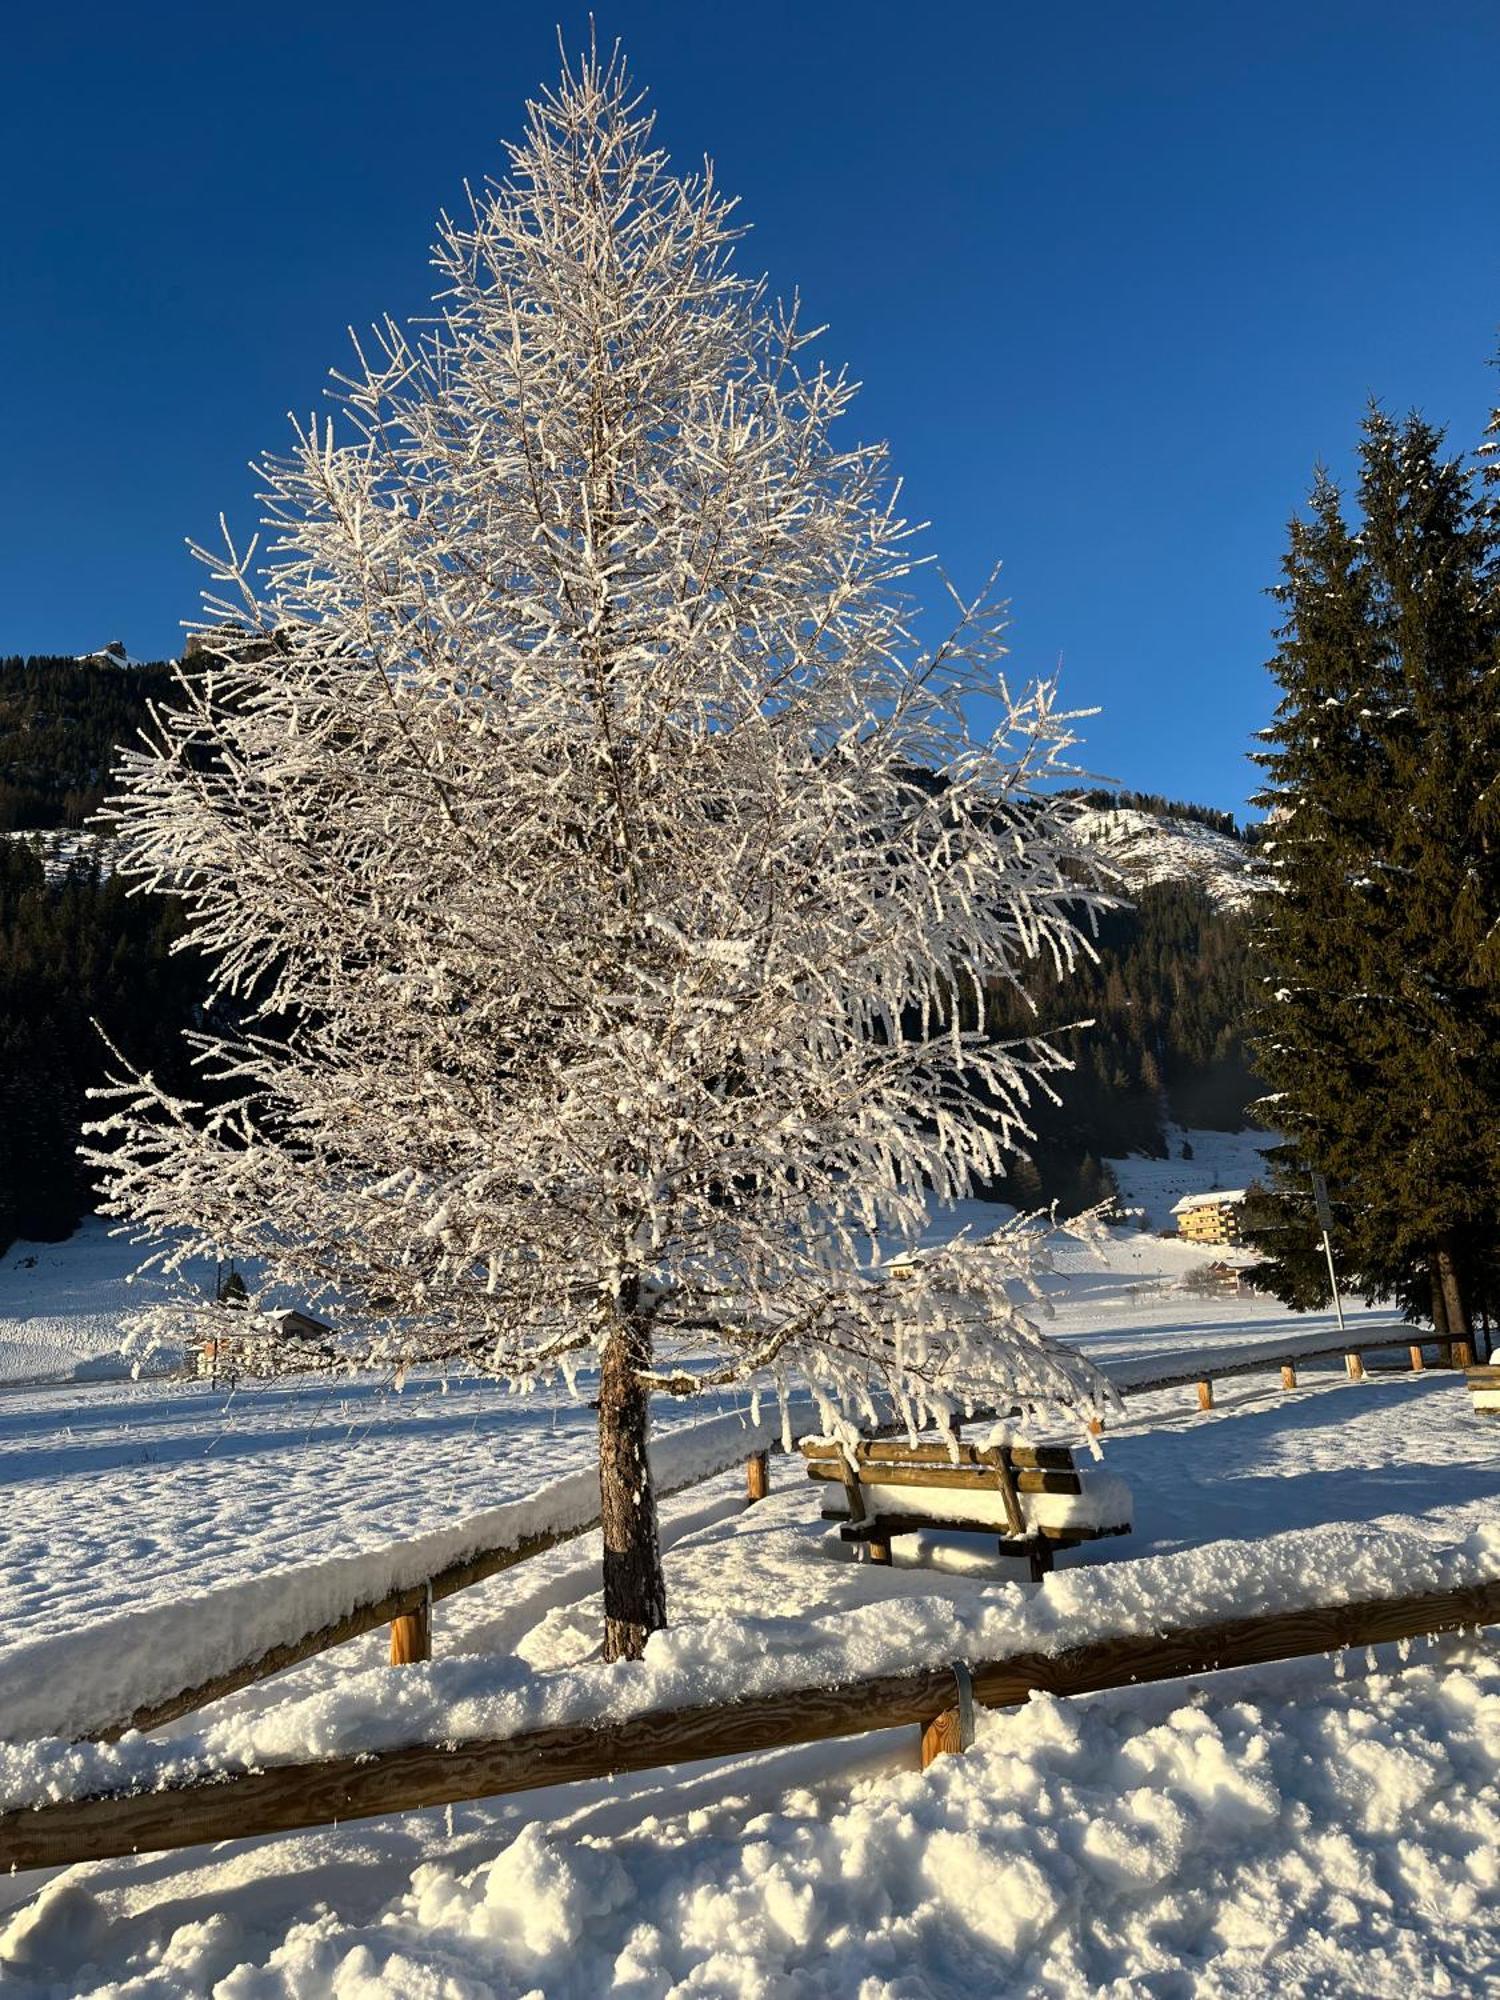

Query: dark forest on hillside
976;883;1261;1212
0;655;179;830
0;654;1264;1250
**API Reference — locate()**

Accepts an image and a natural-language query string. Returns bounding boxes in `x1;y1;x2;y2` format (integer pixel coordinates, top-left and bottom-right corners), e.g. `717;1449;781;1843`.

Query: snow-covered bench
1467;1365;1500;1417
800;1435;1132;1581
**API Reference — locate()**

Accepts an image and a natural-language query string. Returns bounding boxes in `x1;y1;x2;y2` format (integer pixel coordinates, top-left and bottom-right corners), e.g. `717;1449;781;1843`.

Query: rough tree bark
1430;1260;1450;1337
1436;1240;1473;1367
597;1299;667;1663
1435;1241;1468;1335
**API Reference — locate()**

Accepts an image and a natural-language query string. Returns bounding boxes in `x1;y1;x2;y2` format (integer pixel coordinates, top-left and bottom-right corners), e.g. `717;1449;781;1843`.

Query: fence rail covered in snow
0;1402;809;1747
4;1570;1497;1873
0;1322;1467;1750
1109;1322;1471;1409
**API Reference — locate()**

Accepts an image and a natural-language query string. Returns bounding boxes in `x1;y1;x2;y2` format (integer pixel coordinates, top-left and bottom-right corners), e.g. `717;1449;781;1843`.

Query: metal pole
1311;1172;1346;1335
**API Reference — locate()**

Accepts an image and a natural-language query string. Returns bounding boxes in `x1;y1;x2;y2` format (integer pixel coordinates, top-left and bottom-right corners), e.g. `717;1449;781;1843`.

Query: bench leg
1028;1539;1054;1582
867;1533;892;1566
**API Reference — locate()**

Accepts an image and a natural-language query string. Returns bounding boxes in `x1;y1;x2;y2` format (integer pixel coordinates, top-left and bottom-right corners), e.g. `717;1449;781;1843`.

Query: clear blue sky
4;2;1497;815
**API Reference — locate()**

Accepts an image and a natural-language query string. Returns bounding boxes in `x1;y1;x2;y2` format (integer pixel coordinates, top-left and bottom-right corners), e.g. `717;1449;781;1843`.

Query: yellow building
1170;1189;1247;1246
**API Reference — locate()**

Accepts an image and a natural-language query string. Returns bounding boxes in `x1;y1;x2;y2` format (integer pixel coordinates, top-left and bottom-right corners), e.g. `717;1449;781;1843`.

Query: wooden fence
3;1571;1496;1873
75;1322;1466;1741
1107;1323;1462;1416
82;1435;789;1743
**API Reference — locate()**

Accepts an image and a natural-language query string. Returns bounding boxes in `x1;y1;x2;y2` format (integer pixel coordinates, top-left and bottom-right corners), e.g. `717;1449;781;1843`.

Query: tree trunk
597;1312;666;1663
1435;1241;1469;1336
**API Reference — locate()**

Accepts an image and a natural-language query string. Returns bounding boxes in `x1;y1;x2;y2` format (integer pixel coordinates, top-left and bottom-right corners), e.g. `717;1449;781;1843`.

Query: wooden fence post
746;1451;770;1504
1281;1363;1297;1391
920;1662;976;1769
1196;1380;1213;1411
1345;1352;1366;1382
390;1589;431;1666
1409;1345;1425;1373
920;1707;965;1767
1452;1339;1475;1370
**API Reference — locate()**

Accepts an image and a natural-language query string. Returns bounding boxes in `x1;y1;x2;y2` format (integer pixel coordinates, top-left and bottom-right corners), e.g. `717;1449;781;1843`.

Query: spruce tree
1248;409;1500;1337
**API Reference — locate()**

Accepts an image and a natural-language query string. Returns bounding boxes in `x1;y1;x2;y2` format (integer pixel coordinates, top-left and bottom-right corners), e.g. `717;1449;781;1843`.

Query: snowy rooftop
1169;1188;1248;1213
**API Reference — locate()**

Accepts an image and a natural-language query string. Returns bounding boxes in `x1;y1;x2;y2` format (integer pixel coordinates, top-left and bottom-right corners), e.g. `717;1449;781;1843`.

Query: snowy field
1;1145;1496;1996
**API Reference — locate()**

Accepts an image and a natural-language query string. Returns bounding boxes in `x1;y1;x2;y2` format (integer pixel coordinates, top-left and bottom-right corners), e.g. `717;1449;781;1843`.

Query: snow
1;1174;1496;1992
1072;804;1268;912
1102;1126;1277;1235
12;1650;1477;1999
816;1463;1135;1535
0;1402;805;1747
0;1220;210;1384
2;1373;1496;1811
0;828;112;887
1171;1186;1248;1213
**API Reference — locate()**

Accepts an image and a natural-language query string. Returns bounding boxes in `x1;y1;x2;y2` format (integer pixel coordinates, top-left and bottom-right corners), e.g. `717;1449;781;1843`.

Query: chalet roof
1170;1189;1248;1214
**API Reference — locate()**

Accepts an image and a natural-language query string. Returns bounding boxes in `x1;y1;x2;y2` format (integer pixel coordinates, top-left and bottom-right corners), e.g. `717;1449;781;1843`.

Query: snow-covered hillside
1107;1126;1276;1233
0;828;109;883
0;1220;211;1384
1074;803;1267;912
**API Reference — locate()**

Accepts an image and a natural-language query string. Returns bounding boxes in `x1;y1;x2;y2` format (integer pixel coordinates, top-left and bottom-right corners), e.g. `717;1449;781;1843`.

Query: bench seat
1467;1365;1500;1415
800;1434;1132;1577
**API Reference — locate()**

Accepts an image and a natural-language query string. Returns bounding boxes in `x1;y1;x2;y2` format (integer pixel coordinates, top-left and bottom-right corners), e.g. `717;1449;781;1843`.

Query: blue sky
3;2;1497;814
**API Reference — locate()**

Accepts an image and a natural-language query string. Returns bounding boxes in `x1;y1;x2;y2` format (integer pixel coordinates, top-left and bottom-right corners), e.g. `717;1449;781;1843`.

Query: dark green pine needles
1247;402;1500;1336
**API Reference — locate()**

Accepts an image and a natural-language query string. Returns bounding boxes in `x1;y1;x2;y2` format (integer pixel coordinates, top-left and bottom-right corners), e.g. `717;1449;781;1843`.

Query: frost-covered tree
89;44;1112;1658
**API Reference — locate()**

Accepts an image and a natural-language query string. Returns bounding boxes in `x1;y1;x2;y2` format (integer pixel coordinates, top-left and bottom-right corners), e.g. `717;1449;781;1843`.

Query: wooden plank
1116;1327;1418;1396
7;1574;1498;1874
98;1529;573;1741
920;1706;965;1767
805;1461;1081;1497
801;1439;1077;1473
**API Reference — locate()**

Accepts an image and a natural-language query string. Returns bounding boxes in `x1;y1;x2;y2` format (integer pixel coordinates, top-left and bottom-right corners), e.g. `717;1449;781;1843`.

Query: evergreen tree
1247;409;1500;1334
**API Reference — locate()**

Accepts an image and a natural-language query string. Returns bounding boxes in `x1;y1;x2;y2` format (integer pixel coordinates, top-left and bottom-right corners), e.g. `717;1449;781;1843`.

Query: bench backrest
799;1436;1082;1537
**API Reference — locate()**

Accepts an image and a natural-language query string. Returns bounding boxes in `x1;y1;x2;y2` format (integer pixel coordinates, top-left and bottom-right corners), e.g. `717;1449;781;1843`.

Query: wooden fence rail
38;1321;1464;1746
1107;1324;1452;1417
86;1432;794;1743
4;1573;1496;1873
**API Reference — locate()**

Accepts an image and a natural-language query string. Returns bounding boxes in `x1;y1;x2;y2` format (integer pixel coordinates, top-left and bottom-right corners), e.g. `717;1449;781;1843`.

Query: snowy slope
0;828;110;884
0;1220;213;1384
1105;1126;1277;1234
1074;803;1267;912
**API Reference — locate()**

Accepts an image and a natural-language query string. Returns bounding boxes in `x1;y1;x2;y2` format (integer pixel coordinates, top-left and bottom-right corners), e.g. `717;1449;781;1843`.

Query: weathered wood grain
7;1575;1496;1874
804;1461;1081;1497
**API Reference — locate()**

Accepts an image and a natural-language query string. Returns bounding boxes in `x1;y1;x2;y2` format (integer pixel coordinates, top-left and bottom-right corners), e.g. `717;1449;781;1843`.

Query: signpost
1310;1171;1346;1335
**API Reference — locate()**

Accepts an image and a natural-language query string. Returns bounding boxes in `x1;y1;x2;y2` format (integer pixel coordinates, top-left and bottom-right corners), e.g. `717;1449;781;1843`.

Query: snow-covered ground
0;1220;215;1385
0;1171;1494;1996
1104;1125;1276;1234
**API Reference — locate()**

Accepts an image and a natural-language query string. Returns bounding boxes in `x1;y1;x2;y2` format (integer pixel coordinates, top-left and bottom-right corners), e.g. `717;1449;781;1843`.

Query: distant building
1170;1189;1248;1245
76;639;136;670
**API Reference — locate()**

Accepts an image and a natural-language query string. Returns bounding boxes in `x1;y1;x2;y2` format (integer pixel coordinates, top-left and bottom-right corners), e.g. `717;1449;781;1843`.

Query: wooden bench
1467;1365;1500;1417
800;1435;1132;1581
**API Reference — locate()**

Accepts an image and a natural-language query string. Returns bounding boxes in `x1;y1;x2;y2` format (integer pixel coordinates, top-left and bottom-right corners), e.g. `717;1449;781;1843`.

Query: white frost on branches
87;44;1116;1439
